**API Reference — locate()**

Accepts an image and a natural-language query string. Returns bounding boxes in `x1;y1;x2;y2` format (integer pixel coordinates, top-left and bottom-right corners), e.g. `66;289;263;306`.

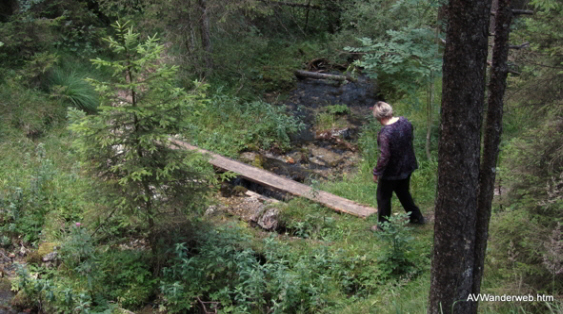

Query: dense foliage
0;0;561;313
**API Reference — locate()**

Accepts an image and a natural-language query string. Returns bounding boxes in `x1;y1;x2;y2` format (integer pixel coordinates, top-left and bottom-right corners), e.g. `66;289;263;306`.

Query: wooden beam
170;139;377;218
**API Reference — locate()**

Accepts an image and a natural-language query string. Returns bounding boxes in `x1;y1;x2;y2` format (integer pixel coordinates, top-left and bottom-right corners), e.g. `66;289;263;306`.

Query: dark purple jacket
373;116;418;180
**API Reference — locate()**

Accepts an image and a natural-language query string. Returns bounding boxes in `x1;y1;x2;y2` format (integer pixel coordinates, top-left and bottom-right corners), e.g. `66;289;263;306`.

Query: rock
239;152;258;164
309;146;343;167
204;205;218;216
42;252;58;262
256;207;281;231
240;200;265;222
287;151;305;164
204;204;227;217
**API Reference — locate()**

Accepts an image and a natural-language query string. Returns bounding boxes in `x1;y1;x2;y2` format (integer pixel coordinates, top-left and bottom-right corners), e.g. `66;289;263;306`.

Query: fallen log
295;70;357;82
170;139;377;218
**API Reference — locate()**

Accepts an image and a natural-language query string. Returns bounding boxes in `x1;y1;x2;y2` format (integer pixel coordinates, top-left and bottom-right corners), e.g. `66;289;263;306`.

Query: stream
237;72;379;192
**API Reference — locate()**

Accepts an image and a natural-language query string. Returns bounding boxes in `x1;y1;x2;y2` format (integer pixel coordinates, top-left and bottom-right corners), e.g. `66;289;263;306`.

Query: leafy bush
160;224;379;313
13;244;154;313
346;27;442;101
0;144;55;244
375;213;422;278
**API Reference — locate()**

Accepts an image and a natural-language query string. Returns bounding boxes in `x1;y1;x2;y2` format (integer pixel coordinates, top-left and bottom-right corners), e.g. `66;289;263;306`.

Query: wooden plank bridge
170;139;377;218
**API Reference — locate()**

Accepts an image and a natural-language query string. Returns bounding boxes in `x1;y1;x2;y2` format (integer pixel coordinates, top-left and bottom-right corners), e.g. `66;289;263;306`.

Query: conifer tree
69;21;214;251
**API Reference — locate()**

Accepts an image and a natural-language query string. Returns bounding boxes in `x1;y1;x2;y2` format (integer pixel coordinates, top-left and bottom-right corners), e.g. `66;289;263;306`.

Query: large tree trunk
471;0;513;312
0;0;17;22
428;0;492;312
198;0;213;77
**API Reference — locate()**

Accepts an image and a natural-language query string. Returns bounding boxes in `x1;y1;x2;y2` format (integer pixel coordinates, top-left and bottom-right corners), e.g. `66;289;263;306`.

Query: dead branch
259;0;336;11
295;70;357;82
197;296;219;314
512;9;534;15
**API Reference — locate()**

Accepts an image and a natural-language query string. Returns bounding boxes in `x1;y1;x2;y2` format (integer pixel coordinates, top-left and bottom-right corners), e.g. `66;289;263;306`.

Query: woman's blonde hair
372;101;393;121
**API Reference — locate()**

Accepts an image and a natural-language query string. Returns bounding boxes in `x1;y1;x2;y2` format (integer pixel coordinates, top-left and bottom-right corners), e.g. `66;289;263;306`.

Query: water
232;72;380;196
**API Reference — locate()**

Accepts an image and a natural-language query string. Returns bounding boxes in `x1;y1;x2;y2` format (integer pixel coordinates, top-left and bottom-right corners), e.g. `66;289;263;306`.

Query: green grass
47;66;99;113
183;92;305;156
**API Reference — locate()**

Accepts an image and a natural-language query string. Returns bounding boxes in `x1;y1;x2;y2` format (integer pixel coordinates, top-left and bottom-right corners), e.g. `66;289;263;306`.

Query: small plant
326;104;350;115
0;143;56;245
59;223;95;271
376;213;417;278
315;112;336;131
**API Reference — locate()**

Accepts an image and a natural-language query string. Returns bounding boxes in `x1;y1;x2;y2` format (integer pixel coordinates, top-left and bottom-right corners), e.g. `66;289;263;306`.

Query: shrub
0;144;55;244
160;224;345;313
48;66;99;113
375;213;420;278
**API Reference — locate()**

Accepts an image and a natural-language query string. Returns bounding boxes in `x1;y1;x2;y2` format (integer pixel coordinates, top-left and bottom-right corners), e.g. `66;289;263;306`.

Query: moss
10;290;32;310
25;251;42;265
37;242;59;258
253;66;296;93
0;278;11;290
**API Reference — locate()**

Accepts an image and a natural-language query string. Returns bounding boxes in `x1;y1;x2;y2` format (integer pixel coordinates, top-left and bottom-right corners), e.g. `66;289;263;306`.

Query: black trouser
376;174;423;225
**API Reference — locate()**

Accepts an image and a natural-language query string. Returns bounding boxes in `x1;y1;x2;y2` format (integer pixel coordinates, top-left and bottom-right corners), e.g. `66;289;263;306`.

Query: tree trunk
0;0;17;22
428;0;492;312
198;0;213;77
471;0;513;312
304;0;312;32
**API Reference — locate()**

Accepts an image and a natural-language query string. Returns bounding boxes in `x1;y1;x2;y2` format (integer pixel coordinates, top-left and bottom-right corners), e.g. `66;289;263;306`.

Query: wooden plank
170;139;377;218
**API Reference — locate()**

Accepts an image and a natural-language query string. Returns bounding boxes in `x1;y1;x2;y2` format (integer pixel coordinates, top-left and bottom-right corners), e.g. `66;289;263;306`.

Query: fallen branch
316;130;357;152
509;42;529;50
512;9;534;15
295;70;357;82
259;0;336;11
197;296;219;314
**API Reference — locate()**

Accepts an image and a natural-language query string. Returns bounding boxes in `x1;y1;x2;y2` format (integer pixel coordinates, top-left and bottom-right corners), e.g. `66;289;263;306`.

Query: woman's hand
373;175;378;183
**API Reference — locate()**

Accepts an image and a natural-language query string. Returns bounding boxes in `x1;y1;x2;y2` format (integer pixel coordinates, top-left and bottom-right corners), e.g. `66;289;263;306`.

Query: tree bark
428;0;492;312
198;0;213;77
471;0;513;312
0;0;17;22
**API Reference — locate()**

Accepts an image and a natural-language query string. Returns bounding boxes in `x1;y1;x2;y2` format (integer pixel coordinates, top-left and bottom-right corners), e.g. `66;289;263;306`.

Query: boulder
256;207;281;231
42;252;58;263
309;146;343;167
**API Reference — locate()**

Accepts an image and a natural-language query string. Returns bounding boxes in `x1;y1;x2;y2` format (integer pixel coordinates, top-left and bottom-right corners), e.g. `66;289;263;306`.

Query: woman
371;101;425;231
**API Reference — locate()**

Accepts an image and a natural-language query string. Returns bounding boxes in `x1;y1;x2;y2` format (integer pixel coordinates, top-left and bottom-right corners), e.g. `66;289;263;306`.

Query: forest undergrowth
1;0;561;313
